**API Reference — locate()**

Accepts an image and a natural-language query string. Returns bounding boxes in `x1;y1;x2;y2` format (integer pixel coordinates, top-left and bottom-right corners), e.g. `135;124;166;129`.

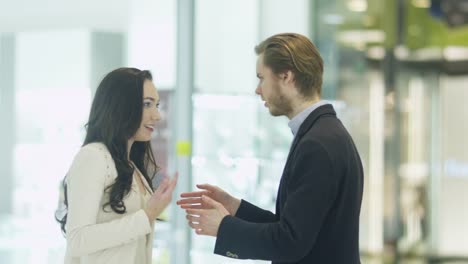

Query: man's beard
267;84;293;117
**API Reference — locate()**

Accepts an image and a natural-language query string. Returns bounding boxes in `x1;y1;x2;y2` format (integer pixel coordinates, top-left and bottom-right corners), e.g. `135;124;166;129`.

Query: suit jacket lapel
276;104;337;214
287;104;337;162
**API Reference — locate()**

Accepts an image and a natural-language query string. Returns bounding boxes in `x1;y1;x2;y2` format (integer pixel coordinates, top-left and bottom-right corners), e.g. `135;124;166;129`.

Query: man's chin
268;108;284;117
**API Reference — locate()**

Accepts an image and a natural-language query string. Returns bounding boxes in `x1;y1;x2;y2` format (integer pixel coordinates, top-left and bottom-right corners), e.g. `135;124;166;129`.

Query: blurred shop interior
0;0;467;263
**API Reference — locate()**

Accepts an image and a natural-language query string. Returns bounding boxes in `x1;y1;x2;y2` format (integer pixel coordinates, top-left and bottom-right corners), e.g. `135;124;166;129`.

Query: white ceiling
0;0;130;32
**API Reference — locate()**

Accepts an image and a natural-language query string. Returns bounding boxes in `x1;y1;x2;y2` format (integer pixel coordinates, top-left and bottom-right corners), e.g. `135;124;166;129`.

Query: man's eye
144;102;152;107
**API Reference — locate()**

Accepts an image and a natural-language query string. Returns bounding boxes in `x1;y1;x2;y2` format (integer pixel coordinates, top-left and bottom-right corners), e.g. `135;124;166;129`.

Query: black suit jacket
214;104;364;263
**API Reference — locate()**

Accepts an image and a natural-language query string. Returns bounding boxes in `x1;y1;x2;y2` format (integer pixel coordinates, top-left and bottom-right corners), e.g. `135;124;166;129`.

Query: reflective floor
362;257;468;264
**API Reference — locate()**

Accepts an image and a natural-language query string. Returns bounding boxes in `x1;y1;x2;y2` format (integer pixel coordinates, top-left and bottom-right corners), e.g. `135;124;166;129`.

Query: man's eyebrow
144;97;156;101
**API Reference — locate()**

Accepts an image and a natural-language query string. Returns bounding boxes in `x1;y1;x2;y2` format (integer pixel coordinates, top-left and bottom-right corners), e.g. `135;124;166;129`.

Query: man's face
255;54;293;117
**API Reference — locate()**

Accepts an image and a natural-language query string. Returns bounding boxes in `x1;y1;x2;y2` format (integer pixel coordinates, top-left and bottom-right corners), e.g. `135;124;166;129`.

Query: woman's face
132;80;161;142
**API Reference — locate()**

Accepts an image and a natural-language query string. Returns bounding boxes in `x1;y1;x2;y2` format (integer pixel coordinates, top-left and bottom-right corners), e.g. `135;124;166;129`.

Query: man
177;33;363;264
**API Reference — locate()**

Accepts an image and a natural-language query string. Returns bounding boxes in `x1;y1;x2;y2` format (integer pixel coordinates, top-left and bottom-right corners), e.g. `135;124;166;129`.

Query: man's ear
280;70;294;84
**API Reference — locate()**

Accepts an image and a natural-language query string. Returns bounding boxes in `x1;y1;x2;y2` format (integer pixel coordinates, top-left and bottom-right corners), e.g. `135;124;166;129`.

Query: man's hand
176;184;241;215
185;195;230;236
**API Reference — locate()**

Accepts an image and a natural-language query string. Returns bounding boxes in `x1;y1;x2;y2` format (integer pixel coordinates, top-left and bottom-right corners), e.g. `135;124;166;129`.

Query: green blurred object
152;248;170;264
335;0;468;49
405;0;468;49
335;0;397;48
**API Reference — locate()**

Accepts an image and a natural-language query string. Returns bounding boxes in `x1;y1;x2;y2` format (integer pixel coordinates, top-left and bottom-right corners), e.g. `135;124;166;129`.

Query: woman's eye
156;103;160;109
144;102;152;107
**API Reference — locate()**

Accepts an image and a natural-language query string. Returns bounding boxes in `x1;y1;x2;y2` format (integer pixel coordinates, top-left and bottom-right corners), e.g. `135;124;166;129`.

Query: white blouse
64;142;155;264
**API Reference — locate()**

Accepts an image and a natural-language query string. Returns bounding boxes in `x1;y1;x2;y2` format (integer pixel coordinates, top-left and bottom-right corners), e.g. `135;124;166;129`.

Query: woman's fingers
157;177;170;191
170;172;179;188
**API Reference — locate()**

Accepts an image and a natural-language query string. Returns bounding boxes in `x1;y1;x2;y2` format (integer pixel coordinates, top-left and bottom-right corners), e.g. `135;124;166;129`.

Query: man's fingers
180;191;208;198
188;221;201;229
196;184;218;192
195;229;206;235
201;195;223;210
186;208;204;216
180;204;204;210
186;214;200;222
176;197;202;205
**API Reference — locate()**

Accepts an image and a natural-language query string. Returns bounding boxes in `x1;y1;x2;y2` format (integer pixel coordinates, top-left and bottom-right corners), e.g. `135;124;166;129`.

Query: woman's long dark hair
56;68;158;234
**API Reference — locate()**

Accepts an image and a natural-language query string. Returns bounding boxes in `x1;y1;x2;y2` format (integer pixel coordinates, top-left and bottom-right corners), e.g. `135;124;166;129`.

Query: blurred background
0;0;467;263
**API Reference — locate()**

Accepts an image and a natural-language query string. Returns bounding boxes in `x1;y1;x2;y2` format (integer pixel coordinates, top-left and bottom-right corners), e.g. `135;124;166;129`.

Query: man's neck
287;96;320;120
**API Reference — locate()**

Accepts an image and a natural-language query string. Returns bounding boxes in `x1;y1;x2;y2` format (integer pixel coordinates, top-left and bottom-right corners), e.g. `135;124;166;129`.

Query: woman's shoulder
73;142;112;166
67;143;113;185
81;142;109;153
67;142;115;182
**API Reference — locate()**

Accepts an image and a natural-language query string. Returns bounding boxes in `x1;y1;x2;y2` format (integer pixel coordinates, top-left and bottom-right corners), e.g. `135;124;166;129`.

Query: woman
56;67;178;264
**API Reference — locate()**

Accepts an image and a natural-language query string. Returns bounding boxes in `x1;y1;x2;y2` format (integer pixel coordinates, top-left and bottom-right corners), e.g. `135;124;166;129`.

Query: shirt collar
288;100;329;137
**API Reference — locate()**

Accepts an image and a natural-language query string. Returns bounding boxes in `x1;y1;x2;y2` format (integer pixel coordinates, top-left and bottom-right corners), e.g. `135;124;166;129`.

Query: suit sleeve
65;146;152;257
214;140;338;262
235;199;276;223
